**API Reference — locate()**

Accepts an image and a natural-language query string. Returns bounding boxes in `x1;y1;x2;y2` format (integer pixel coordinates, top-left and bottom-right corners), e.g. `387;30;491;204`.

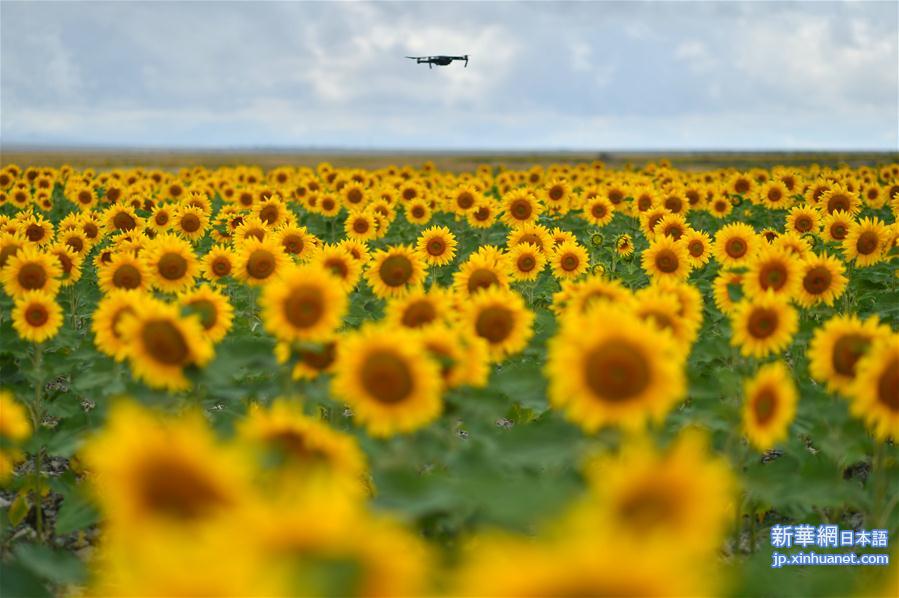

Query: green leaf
0;561;52;598
54;492;99;535
8;491;30;527
13;543;87;585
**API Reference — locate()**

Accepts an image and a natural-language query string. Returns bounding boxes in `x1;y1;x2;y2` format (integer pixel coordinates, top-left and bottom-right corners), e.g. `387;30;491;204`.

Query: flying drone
406;55;469;69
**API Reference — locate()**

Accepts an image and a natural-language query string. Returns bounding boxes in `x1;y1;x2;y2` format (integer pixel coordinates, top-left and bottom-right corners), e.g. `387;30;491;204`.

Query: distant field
2;148;896;171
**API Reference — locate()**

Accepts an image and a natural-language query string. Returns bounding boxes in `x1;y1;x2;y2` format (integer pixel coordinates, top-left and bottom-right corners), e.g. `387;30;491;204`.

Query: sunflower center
189;299;218;330
158;252;188;281
856;231;879;255
379;255;413;287
688;240;704;257
827;194;849;214
802;266;831;295
352;219;369;234
411;206;426;218
181;213;201;232
877;357;899;412
637;196;653;211
284;286;324;328
298;342;337;370
767;188;783;203
66;236;84;253
259;205;278;224
268;429;329;464
518;254;536;272
282;234;304;254
473;206;491;221
759;262;787;290
617;486;675;531
113;211;136;231
591;203;607;218
137;456;229;520
832;334;870;377
457;192;474;210
325;258;348;279
141;320;190;365
426;238;446;256
584;339;650;402
25;304;49;327
247;249;275;279
475;305;515;344
18;263;47;290
401;300;437;328
211;257;231;276
360;351;413;404
548;186;564;201
655;250;679;273
155;212;170;225
56;252;73;275
663;225;683;240
725;238;747;259
561;253;580;271
25;224;45;242
113;264;142;289
747;308;778;339
78;190;93;204
511;199;532;219
794;216;813;232
467;268;499;293
753;387;778;425
831;223;848;240
735;179;751;194
664;196;683;213
347;188;363;204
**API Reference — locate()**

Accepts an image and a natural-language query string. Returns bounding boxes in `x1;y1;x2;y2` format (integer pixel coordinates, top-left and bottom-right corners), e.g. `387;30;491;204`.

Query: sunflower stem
872;440;887;528
30;343;45;543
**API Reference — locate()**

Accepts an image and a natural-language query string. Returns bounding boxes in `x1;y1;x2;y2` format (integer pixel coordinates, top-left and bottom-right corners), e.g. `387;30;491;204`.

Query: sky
1;1;897;151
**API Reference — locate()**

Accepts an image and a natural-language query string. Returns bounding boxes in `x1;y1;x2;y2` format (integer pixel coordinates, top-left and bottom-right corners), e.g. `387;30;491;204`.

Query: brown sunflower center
65;236;84;253
360;351;413;403
411;206;426;219
753;387;778;425
352;218;369;234
725;238;748;259
259;205;278;224
832;334;870;377
617;485;676;531
518;254;536;272
475;305;515;344
284;286;324;328
141;320;190;365
25;304;49;327
655;249;679;273
664;196;683;213
282;234;304;254
688;240;704;257
830;223;848;240
877;357;899;412
298;342;337;370
747;308;778;339
467;268;499;293
584;339;650;402
211;257;231;276
637;196;653;211
155;212;170;225
113;264;142;289
794;215;813;232
473;206;491;221
347;188;363;204
561;253;580;271
158;252;188;281
511;199;532;219
802;265;832;295
379;254;413;287
591;203;607;219
456;192;475;210
735;179;751;194
826;194;850;214
137;456;229;520
856;231;879;255
268;429;329;463
767;188;783;203
401;300;437;328
18;263;47;290
759;261;788;290
247;249;275;279
325;258;348;279
56;252;74;275
548;185;564;201
25;224;45;242
180;213;201;233
426;238;446;256
189;299;218;330
113;211;136;231
77;190;93;204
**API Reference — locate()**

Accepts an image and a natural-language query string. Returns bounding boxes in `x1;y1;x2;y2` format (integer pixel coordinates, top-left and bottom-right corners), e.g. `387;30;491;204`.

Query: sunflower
314;244;362;292
337;238;370;266
822;210;853;243
847;334;899;440
418;324;490;389
843;216;888;267
632;287;697;354
103;205;141;235
256;196;291;228
507;222;553;254
261;264;346;343
460;286;534;362
708;193;733;218
547;303;684;431
416;225;457;266
452;249;512;298
12;290;63;343
47;243;83;287
652;278;704;334
654;213;689;241
344;210;378;242
501;189;541;227
742;361;798;450
365;245;426;299
405;199;432;225
508;242;546;281
98;252;151;293
583;196;615;227
17;214;54;246
642;236;691;281
235;236;290;286
331;325;443;437
742;246;801;300
795;252;848;308
92;290;142;361
771;230;814;260
201;245;237;283
275;225;318;261
60;229;90;257
141;234;199;293
756;180;793;210
117;297;214;390
679;229;711;269
820;185;861;216
466;199;498;228
147;205;173;232
713;223;760;268
808;314;891;395
318;193;342;218
1;245;61;299
728;171;755;197
448;185;481;214
730;292;797;358
172;205;209;241
385;286;453;330
785;205;820;235
0;390;31;482
550;240;589;279
179;284;234;343
555;275;634;317
278;338;339;381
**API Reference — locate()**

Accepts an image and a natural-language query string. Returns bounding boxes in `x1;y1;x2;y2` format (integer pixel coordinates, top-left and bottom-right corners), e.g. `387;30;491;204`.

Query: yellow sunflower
820;185;861;216
92;290;142;361
822;210;853;243
460;286;534;362
261;264;346;343
171;204;209;241
642;236;691;281
742;361;798;450
742;246;801;300
843;216;888;267
615;233;635;257
680;229;712;268
583;195;615;227
416;225;457;266
314;244;363;292
365;245;426;299
466;199;498;228
344;210;378;242
201;245;237;283
331;325;443;437
654;213;689;241
554;275;634;317
178;284;234;343
12;290;63;343
418;324;490;389
546;303;684;431
1;245;61;299
98;252;151;293
141;233;199;293
0;390;31;483
385;286;453;330
713;222;760;268
507;222;553;254
550;240;590;280
847;334;899;440
795;252;848;308
405;199;432;225
808;314;891;395
235;236;290;286
730;291;798;358
117;297;214;390
275;224;318;262
508;242;546;281
632;286;698;353
785;205;821;235
47;243;83;287
500;188;541;227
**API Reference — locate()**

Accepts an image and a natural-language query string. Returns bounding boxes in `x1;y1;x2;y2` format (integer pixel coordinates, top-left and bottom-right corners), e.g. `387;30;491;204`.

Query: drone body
406;55;469;69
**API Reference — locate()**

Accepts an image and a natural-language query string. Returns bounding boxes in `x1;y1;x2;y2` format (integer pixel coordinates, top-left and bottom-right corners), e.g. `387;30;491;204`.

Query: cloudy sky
2;1;897;150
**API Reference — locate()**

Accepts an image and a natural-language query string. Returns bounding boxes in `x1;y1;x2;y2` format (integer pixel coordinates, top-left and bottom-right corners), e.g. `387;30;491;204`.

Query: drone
406;55;469;69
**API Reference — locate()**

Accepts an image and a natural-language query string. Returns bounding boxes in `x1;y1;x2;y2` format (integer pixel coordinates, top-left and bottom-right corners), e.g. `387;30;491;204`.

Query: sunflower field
0;159;897;597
